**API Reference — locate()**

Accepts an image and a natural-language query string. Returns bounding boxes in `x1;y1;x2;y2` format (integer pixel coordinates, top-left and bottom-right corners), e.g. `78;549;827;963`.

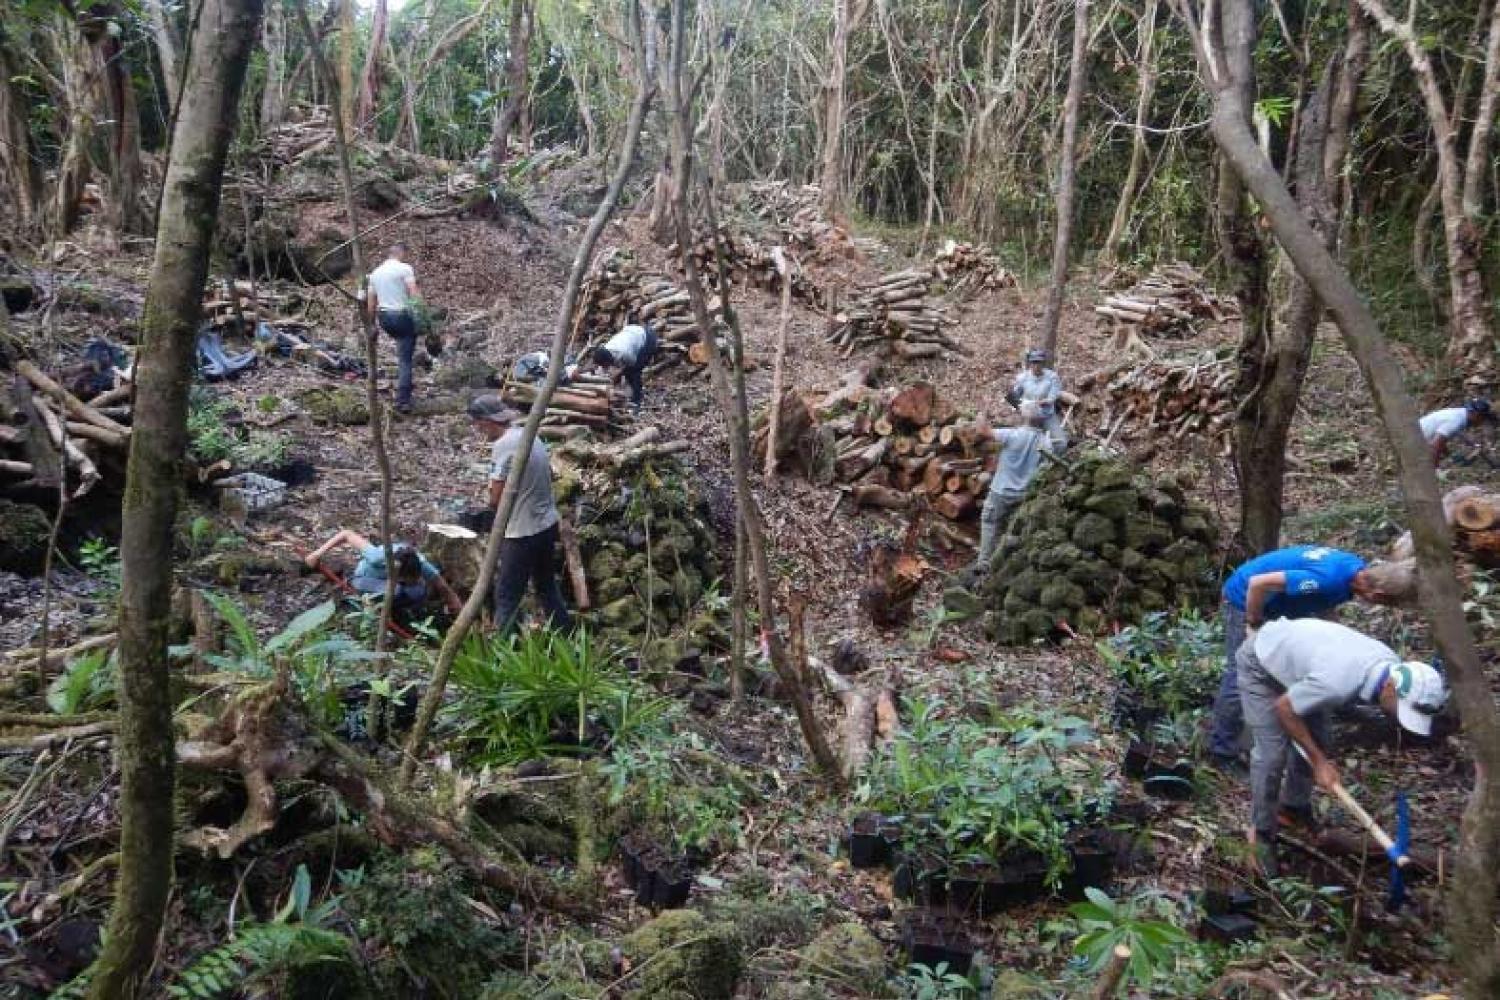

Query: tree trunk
86;0;262;995
49;14;98;239
489;0;532;167
260;0;287;130
1177;0;1500;992
1037;0;1089;357
144;0;180;111
817;0;867;219
664;0;844;785
97;9;148;234
401;1;654;785
356;0;388;132
1356;0;1497;373
336;0;356;136
1100;0;1157;265
0;26;43;230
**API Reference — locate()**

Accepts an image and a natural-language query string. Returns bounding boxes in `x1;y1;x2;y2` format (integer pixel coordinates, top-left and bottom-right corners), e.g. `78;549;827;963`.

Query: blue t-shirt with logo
1221;545;1365;618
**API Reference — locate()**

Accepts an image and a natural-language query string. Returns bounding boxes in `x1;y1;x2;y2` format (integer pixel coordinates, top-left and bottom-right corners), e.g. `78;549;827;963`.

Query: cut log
891;341;942;360
873;416;894;437
557;517;590;611
888;382;936;426
15;360;131;438
1454;494;1500;532
423;523;482;594
851;483;912;510
933;491;976;521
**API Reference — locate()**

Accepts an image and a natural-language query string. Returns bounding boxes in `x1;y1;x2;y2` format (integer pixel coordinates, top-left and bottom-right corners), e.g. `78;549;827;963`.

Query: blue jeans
1209;602;1247;759
378;309;417;406
351;573;428;610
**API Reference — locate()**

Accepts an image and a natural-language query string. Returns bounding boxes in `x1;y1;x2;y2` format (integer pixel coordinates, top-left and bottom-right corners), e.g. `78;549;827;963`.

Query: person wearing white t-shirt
365;243;422;412
1418;398;1490;463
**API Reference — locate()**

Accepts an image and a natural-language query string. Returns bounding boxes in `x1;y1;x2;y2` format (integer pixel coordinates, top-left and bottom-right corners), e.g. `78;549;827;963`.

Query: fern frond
167;922;355;999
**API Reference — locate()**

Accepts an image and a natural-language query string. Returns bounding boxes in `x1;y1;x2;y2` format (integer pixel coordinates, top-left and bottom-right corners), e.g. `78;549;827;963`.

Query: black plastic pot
619;834;645;889
1198;912;1258;944
892;849;949;905
1125;738;1196;798
633;866;656;906
651;863;692;908
1199;886;1257;917
849;812;888;870
1062;829;1118;900
900;911;975;976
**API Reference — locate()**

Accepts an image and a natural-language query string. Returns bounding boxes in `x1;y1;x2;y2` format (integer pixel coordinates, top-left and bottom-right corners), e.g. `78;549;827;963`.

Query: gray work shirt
1013;369;1063;417
1251;618;1395;716
990;426;1053;498
490;428;561;539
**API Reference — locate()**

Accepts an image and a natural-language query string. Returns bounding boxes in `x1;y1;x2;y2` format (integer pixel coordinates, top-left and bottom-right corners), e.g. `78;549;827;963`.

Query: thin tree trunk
260;0;287;130
817;0;867;219
1176;2;1500;992
86;0;262;995
489;0;532;167
1037;0;1089;357
356;0;388;132
401;2;655;785
50;16;97;240
1462;0;1500;219
336;0;356;136
293;1;399;718
1356;0;1496;372
664;0;843;784
1101;0;1158;265
0;27;42;230
144;0;180;110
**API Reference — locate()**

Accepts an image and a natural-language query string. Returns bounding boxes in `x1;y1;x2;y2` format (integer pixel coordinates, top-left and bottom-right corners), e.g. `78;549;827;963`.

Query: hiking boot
395;401;414;415
1252;837;1280;880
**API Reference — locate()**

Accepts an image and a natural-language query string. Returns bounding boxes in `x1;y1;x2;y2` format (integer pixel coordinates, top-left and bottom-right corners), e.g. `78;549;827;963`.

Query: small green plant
187;391;289;470
1099;610;1221;720
899;962;977;998
77;536;120;596
604;731;744;855
1069;888;1195;990
46;649;115;715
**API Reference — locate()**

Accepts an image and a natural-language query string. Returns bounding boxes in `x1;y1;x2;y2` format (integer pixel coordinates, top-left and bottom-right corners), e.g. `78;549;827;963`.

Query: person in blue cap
1208;545;1401;772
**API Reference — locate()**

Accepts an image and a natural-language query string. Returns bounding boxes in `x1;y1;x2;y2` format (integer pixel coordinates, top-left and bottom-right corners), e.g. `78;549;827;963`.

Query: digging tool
1293;744;1411;908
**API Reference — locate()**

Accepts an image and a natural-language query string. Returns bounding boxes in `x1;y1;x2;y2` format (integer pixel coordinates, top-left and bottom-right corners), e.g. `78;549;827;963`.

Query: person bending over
1419;397;1491;464
594;322;659;411
305;529;462;614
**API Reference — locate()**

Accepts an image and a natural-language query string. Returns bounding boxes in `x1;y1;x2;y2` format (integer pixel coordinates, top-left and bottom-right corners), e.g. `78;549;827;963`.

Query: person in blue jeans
365;243;422;413
1209;544;1399;771
304;529;463;614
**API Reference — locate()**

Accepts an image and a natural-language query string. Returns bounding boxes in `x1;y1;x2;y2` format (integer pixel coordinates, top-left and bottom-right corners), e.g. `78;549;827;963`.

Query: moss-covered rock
1071;513;1118;551
1040;580;1087;609
1084;489;1138;521
796;923;886;995
622;910;743;1000
0;500;50;574
298;386;369;425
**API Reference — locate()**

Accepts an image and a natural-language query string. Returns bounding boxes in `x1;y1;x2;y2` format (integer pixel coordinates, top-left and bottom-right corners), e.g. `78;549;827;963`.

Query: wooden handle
1328;782;1410;867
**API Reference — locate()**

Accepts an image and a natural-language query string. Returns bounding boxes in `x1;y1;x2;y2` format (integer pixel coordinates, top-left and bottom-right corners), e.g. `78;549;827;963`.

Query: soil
4;166;1496;997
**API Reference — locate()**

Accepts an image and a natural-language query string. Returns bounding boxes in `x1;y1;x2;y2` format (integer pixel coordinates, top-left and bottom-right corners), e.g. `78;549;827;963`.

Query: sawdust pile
980;450;1219;644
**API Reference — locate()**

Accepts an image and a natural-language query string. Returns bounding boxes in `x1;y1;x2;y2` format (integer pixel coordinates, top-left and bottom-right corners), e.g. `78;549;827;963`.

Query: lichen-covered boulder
0;500;53;575
796;923;886;995
622;910;743;1000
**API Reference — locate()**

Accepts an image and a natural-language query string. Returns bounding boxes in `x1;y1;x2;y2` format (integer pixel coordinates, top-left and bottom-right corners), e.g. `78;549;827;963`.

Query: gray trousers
977;491;1022;567
1209;602;1248;758
1237;638;1331;837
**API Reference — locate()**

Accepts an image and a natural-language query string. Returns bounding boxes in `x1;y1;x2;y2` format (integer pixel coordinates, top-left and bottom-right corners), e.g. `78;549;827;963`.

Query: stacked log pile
756;378;994;525
825;270;961;361
264;108;334;165
572;250;710;359
932;240;1017;299
499;372;631;440
1;359;132;502
1094;263;1236;339
1073;352;1234;455
201;279;301;330
678;229;824;308
555;430;725;663
734;180;852;261
980;451;1219;645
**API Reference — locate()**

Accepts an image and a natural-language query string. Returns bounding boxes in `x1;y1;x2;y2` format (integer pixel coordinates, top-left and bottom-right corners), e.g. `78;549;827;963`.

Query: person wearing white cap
1236;617;1447;876
970;400;1056;572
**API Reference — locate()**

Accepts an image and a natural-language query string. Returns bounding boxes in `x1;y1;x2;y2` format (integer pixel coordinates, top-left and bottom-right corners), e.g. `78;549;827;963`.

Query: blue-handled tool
1294;745;1411;909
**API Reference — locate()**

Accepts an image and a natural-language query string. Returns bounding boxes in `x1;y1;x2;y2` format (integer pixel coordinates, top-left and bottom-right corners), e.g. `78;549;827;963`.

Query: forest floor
4;148;1498;998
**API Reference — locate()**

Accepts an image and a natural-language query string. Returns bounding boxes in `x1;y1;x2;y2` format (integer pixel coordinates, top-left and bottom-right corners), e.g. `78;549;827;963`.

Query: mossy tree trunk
1176;0;1500;991
1037;0;1089;358
86;0;263;995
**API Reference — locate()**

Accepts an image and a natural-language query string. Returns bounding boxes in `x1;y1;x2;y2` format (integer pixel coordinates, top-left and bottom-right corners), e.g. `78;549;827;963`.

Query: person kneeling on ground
593;322;659;412
1237;617;1446;877
305;529;463;614
1208;545;1403;773
972;401;1056;572
468;395;572;635
1419;397;1492;464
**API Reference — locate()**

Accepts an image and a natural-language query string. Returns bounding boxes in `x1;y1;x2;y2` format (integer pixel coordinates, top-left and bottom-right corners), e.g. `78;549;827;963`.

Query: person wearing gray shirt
1012;349;1067;447
468;395;570;635
974;402;1055;569
1237;617;1446;876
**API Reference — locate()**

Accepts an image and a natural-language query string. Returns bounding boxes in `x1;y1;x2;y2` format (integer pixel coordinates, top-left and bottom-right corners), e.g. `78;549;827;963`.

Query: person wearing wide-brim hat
467;396;571;635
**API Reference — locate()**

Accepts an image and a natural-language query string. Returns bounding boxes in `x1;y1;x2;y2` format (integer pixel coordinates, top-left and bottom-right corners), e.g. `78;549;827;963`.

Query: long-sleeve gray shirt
1013;369;1063;417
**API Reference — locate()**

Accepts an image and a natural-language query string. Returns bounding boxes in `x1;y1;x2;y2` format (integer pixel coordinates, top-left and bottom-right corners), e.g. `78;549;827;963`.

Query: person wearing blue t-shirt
305;529;463;614
1209;544;1397;771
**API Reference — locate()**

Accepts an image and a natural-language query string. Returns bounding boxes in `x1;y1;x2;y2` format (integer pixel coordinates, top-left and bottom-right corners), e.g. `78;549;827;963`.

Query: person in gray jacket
1237;617;1446;876
1012;348;1067;447
974;402;1055;569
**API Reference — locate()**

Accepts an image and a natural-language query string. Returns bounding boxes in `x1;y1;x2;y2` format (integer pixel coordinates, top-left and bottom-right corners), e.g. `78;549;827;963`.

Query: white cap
1391;661;1447;736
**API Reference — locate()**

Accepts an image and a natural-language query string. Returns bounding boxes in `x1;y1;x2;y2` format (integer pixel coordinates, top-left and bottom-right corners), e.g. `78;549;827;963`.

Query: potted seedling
901;909;977;976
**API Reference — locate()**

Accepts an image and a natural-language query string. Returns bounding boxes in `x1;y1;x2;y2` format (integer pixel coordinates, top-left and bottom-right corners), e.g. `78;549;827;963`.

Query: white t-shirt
369;259;415;311
1252;618;1395;716
604;325;649;367
1419;407;1468;444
